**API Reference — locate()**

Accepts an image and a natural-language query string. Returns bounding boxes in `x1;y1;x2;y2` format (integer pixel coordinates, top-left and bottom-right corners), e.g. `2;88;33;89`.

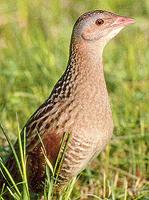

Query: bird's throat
66;41;107;101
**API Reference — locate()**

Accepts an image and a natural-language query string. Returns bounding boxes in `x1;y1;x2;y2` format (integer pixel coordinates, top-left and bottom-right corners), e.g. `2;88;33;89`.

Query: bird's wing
25;99;65;157
0;99;66;192
1;70;71;190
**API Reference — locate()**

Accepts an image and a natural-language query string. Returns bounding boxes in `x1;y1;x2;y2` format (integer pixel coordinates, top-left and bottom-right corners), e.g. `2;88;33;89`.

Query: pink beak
112;16;135;27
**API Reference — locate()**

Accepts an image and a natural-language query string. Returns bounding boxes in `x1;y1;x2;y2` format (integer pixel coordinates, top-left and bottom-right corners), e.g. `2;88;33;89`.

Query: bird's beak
112;15;135;27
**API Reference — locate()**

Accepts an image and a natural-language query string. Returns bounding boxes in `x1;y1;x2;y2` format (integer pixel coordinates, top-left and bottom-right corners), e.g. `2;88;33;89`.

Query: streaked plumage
0;10;134;193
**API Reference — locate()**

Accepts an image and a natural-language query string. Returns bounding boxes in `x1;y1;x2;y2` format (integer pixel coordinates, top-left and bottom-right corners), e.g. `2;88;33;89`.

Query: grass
0;125;75;199
0;0;149;199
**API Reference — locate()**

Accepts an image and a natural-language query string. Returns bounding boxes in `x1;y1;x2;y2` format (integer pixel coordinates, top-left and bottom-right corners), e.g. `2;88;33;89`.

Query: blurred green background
0;0;149;199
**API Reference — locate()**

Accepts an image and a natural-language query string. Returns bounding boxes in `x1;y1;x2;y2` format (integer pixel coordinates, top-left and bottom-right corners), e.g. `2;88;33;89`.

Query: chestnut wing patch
27;129;62;192
42;129;62;165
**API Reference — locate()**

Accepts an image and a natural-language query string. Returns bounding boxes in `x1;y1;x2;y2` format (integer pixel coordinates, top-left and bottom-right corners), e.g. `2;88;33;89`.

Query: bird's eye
95;19;104;26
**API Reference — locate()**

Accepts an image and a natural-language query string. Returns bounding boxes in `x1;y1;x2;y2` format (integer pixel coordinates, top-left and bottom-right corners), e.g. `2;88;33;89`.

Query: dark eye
95;19;104;26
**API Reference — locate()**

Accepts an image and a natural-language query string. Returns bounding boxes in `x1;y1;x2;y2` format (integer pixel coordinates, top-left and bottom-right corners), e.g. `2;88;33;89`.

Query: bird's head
72;10;135;51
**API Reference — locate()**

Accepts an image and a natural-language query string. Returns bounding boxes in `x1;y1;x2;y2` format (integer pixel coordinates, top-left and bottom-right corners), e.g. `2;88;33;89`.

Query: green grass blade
37;131;54;175
62;177;76;200
0;182;6;200
17;126;30;200
0;159;21;197
54;132;71;182
0;124;23;178
6;186;20;200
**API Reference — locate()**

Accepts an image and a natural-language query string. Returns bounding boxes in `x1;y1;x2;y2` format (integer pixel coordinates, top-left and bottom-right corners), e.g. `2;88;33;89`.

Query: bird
0;10;134;195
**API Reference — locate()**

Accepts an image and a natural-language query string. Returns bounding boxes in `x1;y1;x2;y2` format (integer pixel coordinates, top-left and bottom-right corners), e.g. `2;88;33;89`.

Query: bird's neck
66;39;111;118
49;39;108;104
68;39;105;82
